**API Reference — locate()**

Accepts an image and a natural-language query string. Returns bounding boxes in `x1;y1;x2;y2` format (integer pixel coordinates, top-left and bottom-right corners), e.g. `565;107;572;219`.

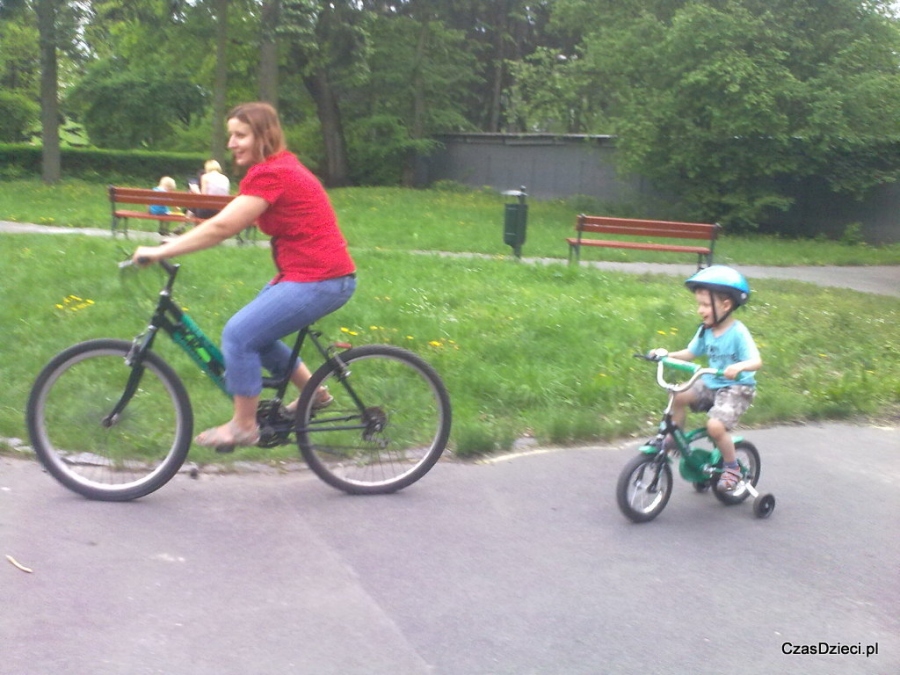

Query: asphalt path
2;222;898;673
2;423;898;675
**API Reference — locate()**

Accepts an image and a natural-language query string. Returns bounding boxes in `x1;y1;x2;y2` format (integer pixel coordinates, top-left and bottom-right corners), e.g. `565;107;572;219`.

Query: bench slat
113;209;205;224
568;214;720;269
578;215;716;233
565;238;711;255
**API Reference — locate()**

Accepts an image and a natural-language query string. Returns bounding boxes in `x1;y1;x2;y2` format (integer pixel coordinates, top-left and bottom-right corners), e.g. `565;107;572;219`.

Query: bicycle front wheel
26;339;193;501
616;454;673;523
297;344;452;495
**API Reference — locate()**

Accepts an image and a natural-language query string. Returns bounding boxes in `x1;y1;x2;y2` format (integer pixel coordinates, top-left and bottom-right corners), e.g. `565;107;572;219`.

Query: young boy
651;265;762;491
149;176;177;235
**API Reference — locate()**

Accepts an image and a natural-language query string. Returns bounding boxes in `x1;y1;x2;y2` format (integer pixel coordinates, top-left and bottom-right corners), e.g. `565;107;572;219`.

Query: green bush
0;91;39;143
0;144;209;184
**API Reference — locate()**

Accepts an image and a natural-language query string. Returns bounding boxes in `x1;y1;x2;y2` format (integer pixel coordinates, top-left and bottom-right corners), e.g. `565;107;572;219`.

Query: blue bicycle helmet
685;265;750;307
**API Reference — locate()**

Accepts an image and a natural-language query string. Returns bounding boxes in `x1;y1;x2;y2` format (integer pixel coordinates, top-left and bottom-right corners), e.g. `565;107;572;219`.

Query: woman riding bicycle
133;102;356;448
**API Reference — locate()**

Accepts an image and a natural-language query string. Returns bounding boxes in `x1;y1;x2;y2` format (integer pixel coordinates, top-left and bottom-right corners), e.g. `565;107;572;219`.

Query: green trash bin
502;187;528;258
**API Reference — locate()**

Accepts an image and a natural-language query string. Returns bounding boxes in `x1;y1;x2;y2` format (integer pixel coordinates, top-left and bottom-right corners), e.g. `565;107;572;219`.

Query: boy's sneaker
717;465;742;492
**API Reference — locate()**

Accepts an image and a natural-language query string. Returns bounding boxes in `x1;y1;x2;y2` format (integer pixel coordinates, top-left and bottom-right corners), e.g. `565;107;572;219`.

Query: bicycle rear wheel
26;339;193;501
711;440;760;505
297;344;452;494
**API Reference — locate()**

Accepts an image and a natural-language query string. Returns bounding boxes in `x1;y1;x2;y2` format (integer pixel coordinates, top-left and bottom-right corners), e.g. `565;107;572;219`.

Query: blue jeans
221;275;356;397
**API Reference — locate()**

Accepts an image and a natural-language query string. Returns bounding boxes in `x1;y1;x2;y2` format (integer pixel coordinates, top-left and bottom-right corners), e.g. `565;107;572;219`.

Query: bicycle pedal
215;443;236;454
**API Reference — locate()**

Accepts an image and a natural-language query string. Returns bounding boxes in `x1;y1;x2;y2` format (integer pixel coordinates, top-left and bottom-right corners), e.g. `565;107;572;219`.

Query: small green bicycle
26;259;452;501
616;354;776;523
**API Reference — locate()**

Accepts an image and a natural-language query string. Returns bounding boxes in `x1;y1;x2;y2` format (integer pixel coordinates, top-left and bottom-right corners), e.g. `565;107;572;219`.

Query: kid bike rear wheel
616;454;673;523
711;439;760;505
296;344;452;495
26;339;193;501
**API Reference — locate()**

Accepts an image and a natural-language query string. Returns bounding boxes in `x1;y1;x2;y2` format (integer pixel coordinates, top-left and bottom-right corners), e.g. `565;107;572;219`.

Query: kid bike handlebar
633;353;724;393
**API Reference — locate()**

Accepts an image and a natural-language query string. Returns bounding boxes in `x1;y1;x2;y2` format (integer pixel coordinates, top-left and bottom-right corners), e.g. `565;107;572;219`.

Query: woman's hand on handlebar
132;245;162;267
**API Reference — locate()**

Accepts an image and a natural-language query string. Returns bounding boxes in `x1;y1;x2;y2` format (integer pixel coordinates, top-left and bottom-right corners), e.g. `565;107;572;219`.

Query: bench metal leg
111;217;129;239
568;245;580;265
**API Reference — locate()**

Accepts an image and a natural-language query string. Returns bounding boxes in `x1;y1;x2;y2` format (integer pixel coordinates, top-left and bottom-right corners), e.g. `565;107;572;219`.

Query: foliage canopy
514;0;900;226
5;0;900;228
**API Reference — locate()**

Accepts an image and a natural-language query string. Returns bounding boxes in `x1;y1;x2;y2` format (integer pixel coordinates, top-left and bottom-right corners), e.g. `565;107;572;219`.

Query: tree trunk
303;69;351;187
258;0;280;104
487;1;507;133
37;0;60;183
211;0;228;164
402;18;429;187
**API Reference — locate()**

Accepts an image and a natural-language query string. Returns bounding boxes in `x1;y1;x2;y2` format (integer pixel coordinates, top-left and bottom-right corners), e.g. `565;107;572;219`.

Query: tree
334;4;479;185
279;0;370;186
67;60;206;148
516;0;900;227
258;0;280;103
36;0;60;183
210;0;227;162
0;1;39;96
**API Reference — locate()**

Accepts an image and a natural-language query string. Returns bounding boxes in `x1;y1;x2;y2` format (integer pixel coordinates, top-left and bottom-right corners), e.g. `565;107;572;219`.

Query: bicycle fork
101;328;159;427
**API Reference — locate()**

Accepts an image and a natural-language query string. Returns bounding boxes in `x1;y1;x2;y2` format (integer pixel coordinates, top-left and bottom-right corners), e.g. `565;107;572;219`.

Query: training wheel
753;493;776;519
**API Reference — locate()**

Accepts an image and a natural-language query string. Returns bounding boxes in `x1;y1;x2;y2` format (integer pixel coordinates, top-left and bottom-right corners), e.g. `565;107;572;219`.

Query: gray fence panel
420;134;899;244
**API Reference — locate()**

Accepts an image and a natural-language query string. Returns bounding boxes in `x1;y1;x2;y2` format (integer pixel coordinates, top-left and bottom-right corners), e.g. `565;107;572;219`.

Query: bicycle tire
711;440;761;505
26;339;193;501
616;453;673;523
296;344;452;495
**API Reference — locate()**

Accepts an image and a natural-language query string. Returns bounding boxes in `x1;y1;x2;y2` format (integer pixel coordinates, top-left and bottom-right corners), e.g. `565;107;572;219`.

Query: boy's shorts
688;381;756;430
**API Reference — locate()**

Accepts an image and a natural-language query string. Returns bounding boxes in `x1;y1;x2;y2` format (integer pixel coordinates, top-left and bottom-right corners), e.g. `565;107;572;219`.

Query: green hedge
0;144;212;184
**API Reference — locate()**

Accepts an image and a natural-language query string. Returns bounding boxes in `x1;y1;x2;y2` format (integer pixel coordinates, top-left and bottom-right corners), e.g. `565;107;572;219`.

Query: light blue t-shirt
686;320;759;389
149;186;170;216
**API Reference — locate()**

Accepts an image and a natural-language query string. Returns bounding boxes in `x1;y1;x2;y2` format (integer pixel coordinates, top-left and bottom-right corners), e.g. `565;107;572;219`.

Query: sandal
284;387;333;415
312;386;334;410
717;465;742;492
195;421;260;453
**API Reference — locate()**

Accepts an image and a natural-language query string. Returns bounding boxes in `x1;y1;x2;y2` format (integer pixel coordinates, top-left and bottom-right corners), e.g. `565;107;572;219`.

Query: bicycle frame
124;260;228;395
120;258;366;440
636;355;736;483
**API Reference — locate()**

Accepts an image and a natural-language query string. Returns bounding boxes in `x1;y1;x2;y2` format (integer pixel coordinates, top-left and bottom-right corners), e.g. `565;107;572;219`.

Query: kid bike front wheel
26;339;193;501
296;344;452;495
616;454;673;523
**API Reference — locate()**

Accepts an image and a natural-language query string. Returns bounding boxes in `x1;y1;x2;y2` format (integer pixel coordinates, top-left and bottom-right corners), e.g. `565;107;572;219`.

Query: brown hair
227;102;287;163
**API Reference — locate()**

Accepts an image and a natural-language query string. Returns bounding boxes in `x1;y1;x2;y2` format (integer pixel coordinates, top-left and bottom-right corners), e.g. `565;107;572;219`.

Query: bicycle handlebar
119;257;178;274
118;257;180;296
634;352;724;393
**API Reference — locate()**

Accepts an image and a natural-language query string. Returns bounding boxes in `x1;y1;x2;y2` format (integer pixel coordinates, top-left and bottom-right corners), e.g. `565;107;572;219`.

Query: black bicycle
26;259;452;501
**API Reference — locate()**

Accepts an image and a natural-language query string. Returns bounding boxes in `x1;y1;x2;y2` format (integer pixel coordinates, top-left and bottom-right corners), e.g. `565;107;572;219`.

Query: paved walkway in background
3;220;898;297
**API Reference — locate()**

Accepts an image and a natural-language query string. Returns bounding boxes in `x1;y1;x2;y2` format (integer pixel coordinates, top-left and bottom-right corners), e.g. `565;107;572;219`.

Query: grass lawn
2;228;898;460
2;178;900;265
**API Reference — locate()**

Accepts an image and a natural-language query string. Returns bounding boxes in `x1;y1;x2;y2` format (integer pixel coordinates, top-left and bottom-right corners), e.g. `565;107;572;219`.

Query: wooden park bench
567;214;720;269
108;186;255;242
